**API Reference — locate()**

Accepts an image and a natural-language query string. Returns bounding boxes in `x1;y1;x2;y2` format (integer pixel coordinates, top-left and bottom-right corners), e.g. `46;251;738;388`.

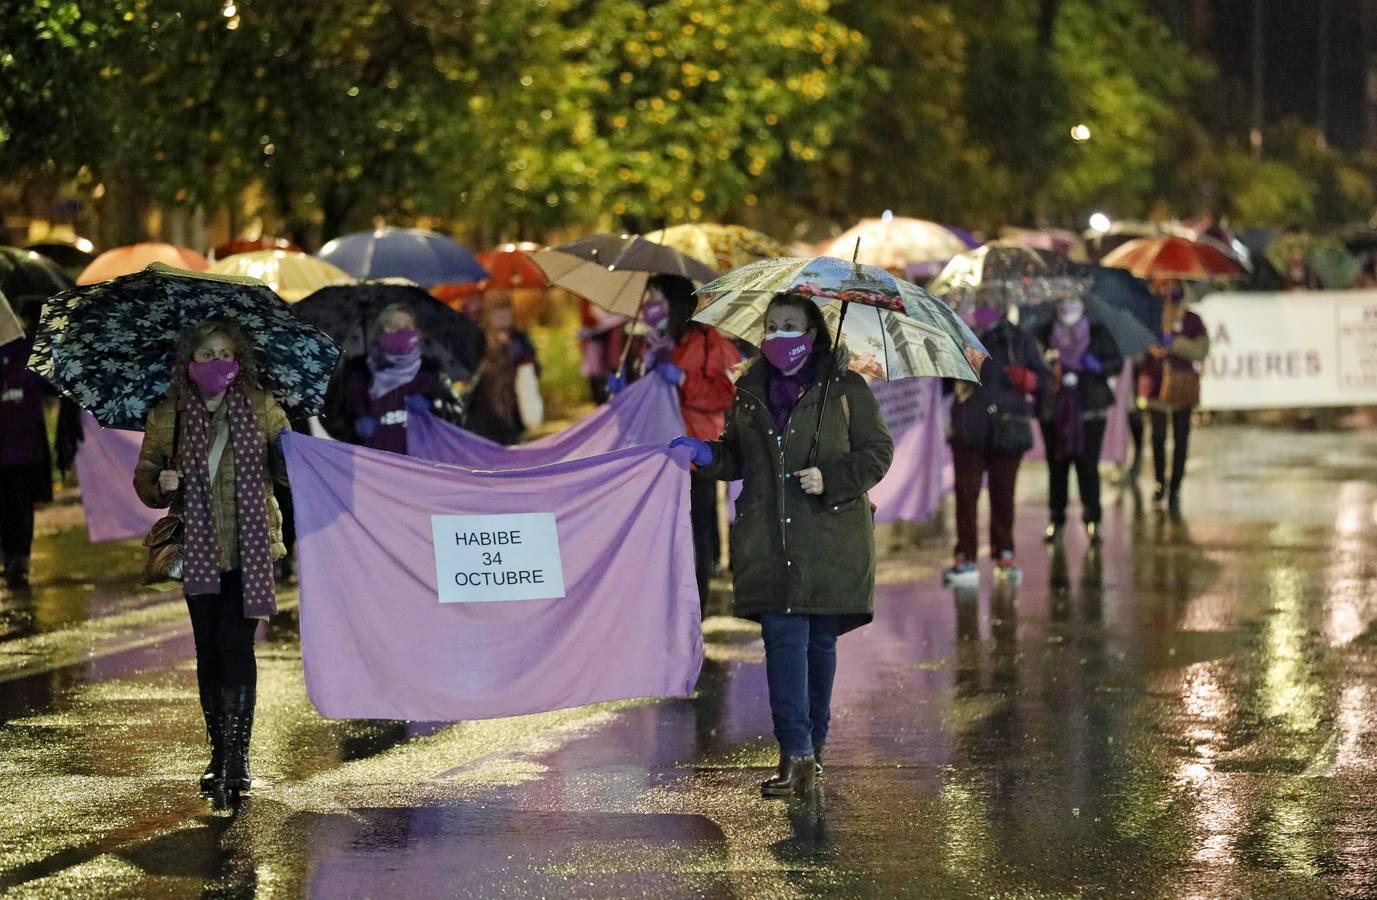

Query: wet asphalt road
2;425;1377;898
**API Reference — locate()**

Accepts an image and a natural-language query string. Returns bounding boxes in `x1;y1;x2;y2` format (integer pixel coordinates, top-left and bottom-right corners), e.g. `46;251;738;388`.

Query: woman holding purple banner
339;304;449;453
671;292;893;798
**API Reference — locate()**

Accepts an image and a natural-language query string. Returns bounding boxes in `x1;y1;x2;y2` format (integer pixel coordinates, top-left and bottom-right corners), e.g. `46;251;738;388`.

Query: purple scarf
367;344;423;399
1051;316;1091;370
765;354;819;433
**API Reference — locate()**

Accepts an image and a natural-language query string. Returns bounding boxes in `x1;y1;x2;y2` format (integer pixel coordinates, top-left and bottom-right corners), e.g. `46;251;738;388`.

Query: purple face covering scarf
1050;317;1090;461
765;354;819;433
180;384;277;617
367;343;423;399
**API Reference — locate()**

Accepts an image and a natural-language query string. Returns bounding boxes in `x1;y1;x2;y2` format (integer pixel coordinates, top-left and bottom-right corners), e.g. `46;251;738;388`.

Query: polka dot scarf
180;383;277;617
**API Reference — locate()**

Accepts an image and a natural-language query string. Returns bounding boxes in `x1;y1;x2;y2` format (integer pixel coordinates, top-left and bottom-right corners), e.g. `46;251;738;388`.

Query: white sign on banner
431;513;566;603
1196;290;1377;410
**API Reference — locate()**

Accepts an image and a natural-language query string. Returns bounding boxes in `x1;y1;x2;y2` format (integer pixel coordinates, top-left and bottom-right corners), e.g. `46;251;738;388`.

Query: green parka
700;347;893;632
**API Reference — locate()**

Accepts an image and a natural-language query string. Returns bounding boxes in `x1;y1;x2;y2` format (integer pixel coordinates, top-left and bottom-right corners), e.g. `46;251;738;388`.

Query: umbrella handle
616;289;651;379
807;300;850;469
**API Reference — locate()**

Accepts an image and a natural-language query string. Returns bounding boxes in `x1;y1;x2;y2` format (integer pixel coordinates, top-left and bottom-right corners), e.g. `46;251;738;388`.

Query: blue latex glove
406;394;432;414
607;372;626;395
1161;333;1176;347
656;362;684;386
1080;354;1103;375
356;416;379;439
669;436;713;466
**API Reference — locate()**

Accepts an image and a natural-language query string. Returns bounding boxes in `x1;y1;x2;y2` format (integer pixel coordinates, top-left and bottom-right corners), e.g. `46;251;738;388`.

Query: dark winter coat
1033;319;1124;417
948;320;1054;453
323;355;450;453
0;338;53;503
699;346;893;633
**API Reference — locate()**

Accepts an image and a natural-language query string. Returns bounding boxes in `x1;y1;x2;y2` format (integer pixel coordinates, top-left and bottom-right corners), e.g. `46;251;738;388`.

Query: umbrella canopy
434;242;548;303
0;247;75;318
317;227;488;288
1018;295;1157;359
31;263;340;430
78;243;210;285
693;256;986;382
820;215;971;273
208;250;352;302
1265;233;1362;290
0;290;24;347
999;226;1088;261
209;237;302;262
294;281;483;381
1075;264;1163;333
1101;235;1246;281
24;239;94;277
531;233;719;317
642;224;790;273
929;242;1076;308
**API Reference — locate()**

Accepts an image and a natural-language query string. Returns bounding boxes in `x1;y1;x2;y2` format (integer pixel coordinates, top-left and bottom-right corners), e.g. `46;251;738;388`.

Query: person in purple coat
340;304;449;455
0;336;54;587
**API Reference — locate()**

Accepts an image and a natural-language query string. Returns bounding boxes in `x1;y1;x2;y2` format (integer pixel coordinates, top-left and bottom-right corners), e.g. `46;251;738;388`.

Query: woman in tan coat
134;319;289;799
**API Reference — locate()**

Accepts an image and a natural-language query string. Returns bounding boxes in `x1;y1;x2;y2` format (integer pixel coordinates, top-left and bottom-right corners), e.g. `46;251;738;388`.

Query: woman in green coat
671;292;893;798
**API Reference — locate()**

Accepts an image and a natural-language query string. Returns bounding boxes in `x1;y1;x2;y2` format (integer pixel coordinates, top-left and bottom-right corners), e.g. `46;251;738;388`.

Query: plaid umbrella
30;263;340;430
293;280;484;381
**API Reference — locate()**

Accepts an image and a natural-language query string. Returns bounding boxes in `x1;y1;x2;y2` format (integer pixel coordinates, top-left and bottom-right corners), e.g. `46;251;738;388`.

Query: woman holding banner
338;304;452;453
134;319;289;800
616;274;739;611
671;292;893;798
1138;283;1210;512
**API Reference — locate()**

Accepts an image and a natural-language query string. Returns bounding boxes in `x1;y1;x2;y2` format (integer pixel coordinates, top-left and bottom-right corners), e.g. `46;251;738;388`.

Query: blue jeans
759;613;841;757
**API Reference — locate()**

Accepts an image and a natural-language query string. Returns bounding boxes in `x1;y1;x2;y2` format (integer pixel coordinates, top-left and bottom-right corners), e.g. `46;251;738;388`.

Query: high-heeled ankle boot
220;687;256;795
199;690;225;792
813;745;824;778
761;754;816;798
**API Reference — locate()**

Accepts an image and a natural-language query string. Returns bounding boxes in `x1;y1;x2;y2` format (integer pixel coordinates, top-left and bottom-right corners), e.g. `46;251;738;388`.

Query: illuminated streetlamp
1088;213;1111;234
1070;124;1092;143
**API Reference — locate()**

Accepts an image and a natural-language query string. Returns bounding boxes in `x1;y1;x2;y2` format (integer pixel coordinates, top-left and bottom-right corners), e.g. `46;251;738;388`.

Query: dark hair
764;292;834;357
647;274;697;341
169;318;261;402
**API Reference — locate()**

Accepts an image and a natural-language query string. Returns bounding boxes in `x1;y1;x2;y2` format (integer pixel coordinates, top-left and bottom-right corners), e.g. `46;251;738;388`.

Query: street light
1088;212;1111;234
1070;124;1092;143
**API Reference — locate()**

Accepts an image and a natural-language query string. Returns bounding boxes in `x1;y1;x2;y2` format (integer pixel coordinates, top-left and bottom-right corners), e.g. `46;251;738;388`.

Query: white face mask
1058;306;1084;326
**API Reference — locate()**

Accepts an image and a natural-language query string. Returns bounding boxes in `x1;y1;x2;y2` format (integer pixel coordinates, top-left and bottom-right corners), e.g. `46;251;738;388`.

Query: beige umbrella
208;249;353;302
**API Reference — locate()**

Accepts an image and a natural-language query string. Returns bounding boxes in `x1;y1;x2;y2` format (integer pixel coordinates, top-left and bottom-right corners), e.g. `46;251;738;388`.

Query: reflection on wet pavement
3;427;1377;897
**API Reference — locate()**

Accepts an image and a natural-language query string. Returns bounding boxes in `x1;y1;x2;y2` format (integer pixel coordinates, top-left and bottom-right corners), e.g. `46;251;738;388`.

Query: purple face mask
188;359;240;397
642;297;669;330
762;330;814;372
377;328;420;356
973;306;1003;332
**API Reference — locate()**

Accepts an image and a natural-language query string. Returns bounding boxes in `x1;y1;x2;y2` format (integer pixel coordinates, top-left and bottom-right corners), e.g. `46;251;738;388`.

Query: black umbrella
1074;264;1163;334
293;281;483;382
30;264;341;430
1018;295;1157;359
0;246;75;322
24;241;95;279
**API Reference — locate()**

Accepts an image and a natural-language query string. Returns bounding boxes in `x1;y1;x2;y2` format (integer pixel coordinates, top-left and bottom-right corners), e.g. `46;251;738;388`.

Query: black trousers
1043;418;1108;526
1150;409;1192;493
0;466;37;564
186;570;259;694
689;472;719;613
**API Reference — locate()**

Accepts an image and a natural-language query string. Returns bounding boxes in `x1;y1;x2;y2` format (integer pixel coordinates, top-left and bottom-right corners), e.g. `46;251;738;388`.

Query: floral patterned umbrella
29;263;340;430
642;224;790;273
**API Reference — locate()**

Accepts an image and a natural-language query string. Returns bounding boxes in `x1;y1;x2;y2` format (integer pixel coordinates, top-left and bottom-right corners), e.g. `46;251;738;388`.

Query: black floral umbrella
293;280;484;382
29;263;341;430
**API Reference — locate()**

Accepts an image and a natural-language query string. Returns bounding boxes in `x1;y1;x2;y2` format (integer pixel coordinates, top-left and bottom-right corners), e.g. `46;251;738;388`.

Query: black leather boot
813;745;824;778
221;687;255;796
199;690;225;793
761;754;816;798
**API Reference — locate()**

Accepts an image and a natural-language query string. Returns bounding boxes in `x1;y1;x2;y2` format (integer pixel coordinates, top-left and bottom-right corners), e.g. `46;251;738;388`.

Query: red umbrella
77;243;210;285
1100;235;1245;281
433;243;549;320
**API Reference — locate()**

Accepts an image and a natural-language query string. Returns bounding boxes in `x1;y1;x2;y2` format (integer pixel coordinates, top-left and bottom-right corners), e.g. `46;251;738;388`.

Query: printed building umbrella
317;227;488;288
695;252;986;465
531;233;719;317
30;263;340;430
294;280;484;381
642;224;790;273
209;250;352;302
78;243;209;285
820;213;972;275
0;246;75;319
1100;235;1245;281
